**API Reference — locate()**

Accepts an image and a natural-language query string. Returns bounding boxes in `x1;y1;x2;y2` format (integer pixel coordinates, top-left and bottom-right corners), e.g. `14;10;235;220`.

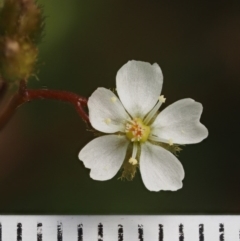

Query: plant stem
0;81;8;103
25;89;89;121
0;81;26;131
0;81;89;131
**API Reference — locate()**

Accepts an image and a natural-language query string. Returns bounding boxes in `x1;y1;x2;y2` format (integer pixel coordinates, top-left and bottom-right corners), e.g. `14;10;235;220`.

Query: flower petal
88;87;130;133
151;99;208;144
79;135;129;181
140;142;184;192
116;60;163;119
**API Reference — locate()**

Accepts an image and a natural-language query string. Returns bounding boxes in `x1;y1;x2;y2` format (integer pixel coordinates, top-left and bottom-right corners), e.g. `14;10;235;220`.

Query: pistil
125;118;150;143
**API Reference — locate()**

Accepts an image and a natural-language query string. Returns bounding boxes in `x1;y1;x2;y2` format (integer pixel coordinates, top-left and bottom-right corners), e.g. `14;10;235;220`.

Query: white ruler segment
0;215;239;241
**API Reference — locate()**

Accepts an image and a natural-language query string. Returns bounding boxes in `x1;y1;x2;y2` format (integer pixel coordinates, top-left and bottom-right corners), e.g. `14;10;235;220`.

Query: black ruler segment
219;223;224;241
199;224;204;241
37;223;42;241
158;224;163;241
78;224;83;241
17;223;22;241
98;223;103;241
118;224;123;241
138;224;143;241
57;222;63;241
0;223;2;241
179;224;184;241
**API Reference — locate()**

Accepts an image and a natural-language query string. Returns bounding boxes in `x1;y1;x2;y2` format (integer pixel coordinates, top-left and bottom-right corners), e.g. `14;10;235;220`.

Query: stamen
129;143;138;165
125;118;150;143
149;135;175;146
129;158;137;165
111;96;117;103
168;139;173;146
129;119;136;124
159;95;166;103
148;134;168;143
105;118;111;124
144;95;166;125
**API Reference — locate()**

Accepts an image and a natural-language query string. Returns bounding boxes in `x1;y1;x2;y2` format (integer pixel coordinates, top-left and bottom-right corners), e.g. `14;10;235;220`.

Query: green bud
0;37;38;82
0;0;21;36
0;0;44;83
18;0;44;43
0;0;43;42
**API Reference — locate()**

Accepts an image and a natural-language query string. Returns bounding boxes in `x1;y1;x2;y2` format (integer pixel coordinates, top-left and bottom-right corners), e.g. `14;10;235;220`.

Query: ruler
0;215;239;241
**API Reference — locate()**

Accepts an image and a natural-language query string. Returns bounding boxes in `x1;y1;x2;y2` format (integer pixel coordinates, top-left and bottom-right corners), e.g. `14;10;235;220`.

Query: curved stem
0;82;25;131
0;81;89;132
25;89;89;121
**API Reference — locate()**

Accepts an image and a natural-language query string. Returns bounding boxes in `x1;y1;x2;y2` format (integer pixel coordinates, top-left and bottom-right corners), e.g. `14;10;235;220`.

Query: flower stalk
0;80;7;102
25;88;89;122
0;80;89;131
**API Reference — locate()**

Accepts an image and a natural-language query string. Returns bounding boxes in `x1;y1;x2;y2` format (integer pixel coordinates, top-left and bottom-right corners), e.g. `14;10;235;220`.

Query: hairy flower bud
0;0;43;83
0;0;43;42
0;37;38;82
18;0;44;43
0;0;21;36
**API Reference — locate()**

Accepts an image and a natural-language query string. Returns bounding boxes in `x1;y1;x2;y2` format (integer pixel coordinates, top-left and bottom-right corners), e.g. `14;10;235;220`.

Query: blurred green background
0;0;240;214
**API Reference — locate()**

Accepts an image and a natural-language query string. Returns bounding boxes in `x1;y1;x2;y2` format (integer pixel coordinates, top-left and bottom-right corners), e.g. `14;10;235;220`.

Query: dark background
0;0;240;214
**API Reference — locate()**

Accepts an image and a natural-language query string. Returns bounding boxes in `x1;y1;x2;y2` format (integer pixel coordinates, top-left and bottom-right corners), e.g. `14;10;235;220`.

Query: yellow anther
129;157;138;165
111;96;117;103
168;139;173;146
105;118;111;124
159;95;166;103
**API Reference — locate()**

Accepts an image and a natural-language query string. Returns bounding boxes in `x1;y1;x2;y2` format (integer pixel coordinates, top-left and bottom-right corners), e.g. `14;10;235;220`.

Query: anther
129;158;138;165
168;139;173;146
159;95;166;103
105;118;111;124
111;96;117;103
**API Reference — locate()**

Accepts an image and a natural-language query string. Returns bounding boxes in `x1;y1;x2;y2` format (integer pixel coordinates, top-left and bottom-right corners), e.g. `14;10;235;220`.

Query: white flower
79;60;208;192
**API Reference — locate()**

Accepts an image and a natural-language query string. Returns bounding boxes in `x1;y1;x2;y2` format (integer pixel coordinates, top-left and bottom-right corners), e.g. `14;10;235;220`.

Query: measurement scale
0;215;239;241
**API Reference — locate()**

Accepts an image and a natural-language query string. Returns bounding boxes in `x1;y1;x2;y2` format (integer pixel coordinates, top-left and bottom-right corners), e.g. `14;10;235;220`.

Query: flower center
125;118;150;143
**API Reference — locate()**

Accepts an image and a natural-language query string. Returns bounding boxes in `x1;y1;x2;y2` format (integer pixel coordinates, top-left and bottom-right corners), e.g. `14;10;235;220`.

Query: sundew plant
0;0;208;192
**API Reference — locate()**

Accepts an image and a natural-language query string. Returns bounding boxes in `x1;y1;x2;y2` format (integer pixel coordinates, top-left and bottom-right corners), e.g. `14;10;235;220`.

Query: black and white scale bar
0;216;239;241
37;223;42;241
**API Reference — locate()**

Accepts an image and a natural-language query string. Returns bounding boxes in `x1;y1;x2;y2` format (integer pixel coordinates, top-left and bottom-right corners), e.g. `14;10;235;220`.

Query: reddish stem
0;81;26;131
0;81;89;131
25;89;88;106
25;89;89;122
0;81;7;102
